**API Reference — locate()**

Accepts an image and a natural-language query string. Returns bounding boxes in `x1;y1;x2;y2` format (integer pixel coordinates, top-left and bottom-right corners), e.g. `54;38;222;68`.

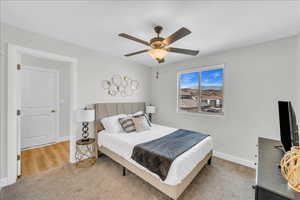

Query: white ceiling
2;1;300;66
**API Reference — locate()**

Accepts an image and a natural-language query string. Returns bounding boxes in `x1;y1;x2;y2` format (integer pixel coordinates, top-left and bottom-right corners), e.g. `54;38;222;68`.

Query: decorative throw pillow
101;114;127;133
133;113;151;127
132;116;150;132
119;117;136;133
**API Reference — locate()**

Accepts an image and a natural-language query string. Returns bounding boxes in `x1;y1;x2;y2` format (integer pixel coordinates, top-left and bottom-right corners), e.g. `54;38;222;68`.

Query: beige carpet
1;156;255;200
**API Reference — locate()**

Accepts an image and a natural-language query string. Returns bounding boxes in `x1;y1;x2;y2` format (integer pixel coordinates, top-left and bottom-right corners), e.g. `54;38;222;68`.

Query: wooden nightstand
75;138;97;168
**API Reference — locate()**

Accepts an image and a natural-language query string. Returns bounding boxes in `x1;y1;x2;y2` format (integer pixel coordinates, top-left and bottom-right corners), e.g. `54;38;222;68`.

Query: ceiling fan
118;26;199;63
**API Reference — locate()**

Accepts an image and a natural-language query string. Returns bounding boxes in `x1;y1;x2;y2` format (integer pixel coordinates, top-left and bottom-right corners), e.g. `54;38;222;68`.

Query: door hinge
17;109;21;116
17;64;21;70
17;155;20;161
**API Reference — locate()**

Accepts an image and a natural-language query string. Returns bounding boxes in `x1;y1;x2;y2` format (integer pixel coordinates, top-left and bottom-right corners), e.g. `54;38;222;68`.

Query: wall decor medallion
102;75;139;96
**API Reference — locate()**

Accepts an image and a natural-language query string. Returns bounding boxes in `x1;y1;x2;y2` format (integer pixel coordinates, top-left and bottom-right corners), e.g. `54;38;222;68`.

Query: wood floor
21;141;69;177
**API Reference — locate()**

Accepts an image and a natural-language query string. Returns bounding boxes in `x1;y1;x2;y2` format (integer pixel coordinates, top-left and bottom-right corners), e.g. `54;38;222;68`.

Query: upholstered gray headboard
93;102;145;133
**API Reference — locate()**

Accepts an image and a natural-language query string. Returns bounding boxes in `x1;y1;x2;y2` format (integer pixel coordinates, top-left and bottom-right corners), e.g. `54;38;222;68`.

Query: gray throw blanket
131;129;209;181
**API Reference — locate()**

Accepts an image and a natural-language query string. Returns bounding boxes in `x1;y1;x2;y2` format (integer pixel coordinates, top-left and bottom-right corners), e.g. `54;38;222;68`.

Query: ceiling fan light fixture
119;26;197;64
148;48;168;61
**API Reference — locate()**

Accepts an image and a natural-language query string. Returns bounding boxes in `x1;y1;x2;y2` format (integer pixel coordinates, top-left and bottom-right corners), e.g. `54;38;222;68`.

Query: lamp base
149;113;152;122
81;122;90;140
81;137;89;142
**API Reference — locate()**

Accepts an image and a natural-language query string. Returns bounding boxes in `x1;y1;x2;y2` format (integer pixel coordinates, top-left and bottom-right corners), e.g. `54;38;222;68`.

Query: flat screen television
278;101;299;152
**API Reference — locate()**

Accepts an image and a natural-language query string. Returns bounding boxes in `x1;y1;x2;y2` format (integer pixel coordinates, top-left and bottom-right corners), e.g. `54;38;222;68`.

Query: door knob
51;110;56;113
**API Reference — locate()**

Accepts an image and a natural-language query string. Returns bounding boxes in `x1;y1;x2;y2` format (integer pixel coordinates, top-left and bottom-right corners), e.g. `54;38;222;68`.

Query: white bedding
98;124;213;185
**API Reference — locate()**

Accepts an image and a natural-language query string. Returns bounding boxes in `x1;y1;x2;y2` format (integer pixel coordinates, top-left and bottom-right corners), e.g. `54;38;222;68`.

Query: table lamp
76;108;95;141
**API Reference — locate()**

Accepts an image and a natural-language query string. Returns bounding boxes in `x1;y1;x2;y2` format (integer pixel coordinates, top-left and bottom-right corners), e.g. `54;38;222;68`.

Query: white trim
21;142;55;151
7;44;19;185
213;151;255;169
0;177;8;188
176;110;224;117
21;137;69;151
7;44;78;186
57;136;70;142
10;45;77;63
177;64;225;74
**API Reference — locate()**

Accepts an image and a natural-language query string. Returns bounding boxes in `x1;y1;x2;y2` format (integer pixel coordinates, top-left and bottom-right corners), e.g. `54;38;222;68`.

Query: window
178;65;224;115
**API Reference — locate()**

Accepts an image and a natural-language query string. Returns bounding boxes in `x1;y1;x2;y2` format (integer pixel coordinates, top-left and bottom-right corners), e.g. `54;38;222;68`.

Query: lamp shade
76;109;95;122
146;106;156;114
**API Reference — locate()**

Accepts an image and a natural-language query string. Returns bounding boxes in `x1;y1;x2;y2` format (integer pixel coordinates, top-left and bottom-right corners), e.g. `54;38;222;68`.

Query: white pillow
101;114;127;133
128;110;144;117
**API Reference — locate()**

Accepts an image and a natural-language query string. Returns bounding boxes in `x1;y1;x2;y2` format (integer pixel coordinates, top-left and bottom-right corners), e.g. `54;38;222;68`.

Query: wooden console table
256;137;300;200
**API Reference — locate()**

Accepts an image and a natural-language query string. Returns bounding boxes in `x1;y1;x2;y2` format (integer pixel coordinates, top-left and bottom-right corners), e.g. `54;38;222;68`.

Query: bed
93;102;213;200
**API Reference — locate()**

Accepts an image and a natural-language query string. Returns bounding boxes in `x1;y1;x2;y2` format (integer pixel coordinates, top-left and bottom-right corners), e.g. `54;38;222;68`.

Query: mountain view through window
178;66;224;114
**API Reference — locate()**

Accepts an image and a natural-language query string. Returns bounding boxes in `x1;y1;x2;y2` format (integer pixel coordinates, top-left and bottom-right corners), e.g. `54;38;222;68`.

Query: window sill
176;110;224;117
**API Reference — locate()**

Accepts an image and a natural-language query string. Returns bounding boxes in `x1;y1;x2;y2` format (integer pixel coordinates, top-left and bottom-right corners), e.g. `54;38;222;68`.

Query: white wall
151;36;298;166
21;55;71;140
0;23;151;180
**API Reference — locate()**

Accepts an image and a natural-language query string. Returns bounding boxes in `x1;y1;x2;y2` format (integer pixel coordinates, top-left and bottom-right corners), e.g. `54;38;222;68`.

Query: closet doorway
7;44;77;185
17;55;71;177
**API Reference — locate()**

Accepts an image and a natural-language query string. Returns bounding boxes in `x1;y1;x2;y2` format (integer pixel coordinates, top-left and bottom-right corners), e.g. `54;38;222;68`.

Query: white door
20;66;59;149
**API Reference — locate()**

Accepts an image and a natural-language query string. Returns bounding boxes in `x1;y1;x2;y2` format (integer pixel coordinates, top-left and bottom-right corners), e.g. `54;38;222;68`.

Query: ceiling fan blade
119;33;150;46
124;49;149;57
163;27;191;46
167;47;199;56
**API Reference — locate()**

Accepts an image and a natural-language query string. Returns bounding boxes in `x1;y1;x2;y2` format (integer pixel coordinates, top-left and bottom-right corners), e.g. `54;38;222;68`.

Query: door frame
7;44;78;185
18;66;60;149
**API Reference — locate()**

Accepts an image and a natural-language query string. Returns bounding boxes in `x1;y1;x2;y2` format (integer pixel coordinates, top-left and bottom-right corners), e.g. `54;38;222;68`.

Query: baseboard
22;136;70;150
0;177;8;188
213;151;255;169
57;136;69;142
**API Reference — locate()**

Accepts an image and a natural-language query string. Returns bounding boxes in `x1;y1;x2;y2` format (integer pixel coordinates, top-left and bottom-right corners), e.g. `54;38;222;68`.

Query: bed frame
93;102;213;200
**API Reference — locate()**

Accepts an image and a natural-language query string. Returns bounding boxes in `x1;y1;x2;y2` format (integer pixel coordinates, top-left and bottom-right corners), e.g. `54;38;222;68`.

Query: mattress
98;124;213;185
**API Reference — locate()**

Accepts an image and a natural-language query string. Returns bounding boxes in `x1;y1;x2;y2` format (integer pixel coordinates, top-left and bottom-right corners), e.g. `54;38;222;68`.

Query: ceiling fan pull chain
156;64;159;79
